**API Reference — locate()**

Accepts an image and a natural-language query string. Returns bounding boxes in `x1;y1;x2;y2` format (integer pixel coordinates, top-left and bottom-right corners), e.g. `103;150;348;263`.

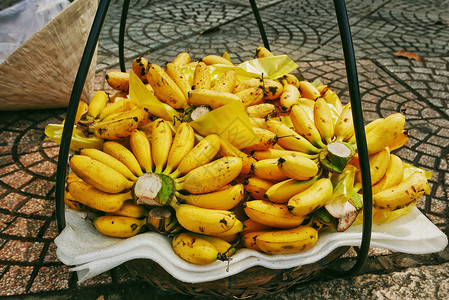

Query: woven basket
0;0;98;110
125;246;349;299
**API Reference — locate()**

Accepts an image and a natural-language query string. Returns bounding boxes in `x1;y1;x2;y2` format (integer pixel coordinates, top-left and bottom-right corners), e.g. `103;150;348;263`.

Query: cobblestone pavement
0;0;448;298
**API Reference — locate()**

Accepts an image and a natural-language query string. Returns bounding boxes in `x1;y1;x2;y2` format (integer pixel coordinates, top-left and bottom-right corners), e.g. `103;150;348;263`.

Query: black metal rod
249;0;270;50
119;0;131;72
324;0;373;277
55;0;112;233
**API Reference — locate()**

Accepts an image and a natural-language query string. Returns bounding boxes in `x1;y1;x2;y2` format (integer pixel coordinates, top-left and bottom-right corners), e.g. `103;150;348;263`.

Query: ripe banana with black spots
93;215;146;238
388;130;409;151
132;57;149;83
266;120;319;154
244;127;277;151
109;200;148;219
202;54;234;66
264;175;319;204
235;86;265;107
314;97;334;144
246;103;276;118
255;226;318;254
354;147;390;188
93;107;146;140
290;104;326;148
188;89;241;109
172;51;191;66
69;155;134;193
192;61;211;90
282;74;301;88
243;176;274;199
106;71;130;92
372;154;404;195
218;137;257;175
176;183;244;210
103;141;144;177
262;79;284;100
176;156;243;194
287;177;333;216
165;62;191;102
211;69;237;93
298;80;320;100
279;82;300;112
98;98;133;121
256;46;274;58
129;129;153;173
334;102;354;142
163;122;195;175
67;180;132;212
150;119;173;174
277;153;319;181
251;158;289;182
373;171;429;211
252;148;318;161
233;78;262;94
243;200;306;229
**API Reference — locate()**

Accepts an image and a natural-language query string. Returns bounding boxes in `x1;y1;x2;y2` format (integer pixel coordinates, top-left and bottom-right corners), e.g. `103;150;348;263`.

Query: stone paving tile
2;217;46;238
0;240;44;262
29;265;71;293
0;265;34;297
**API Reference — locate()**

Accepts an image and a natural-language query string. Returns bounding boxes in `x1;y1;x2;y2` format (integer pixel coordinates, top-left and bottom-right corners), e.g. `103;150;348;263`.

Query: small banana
277;153;319;181
243;200;306;229
93;215;146;238
241;230;267;251
103;141;143;177
246;103;276;118
129;129;153;173
188;89;242;109
150;119;173;174
255;226;318;254
202;54;234;66
244;127;277;151
298;80;320;100
266;120;320;154
176;184;244;210
373;171;429;211
99;106;144;123
262;79;284;100
233;78;262;94
170;134;221;178
282;74;301;88
93;108;146;140
354;147;391;188
279;82;300;112
79;148;137;182
388;130;409;151
372;154;404;195
209;218;245;239
249;117;268;129
72;100;88;124
165;62;191;102
251;158;289;182
234;86;265;107
172;51;191;66
175;204;237;235
255;46;274;58
287;177;333;217
132;57;149;83
106;71;130;92
69;155;134;193
110;200;148;219
98;98;133;121
290;104;326;148
67;180;132;212
200;235;236;258
314;97;334;144
243;176;274;199
176;156;243;194
264;176;319;204
242;218;272;233
87;90;109;119
211;70;237;93
163;122;195;175
146;63;188;109
218;137;257;175
334;102;354;142
192;61;211;90
64;189;84;211
364;113;406;155
252;148;318;161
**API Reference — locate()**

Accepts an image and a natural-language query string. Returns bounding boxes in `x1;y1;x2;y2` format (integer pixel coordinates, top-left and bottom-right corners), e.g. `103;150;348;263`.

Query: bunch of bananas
53;46;431;265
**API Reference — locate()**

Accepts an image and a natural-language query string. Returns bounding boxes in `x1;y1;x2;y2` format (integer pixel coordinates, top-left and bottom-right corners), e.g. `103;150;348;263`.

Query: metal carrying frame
54;0;372;279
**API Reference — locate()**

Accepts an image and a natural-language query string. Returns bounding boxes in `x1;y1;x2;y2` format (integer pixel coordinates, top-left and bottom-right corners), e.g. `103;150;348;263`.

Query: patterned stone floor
0;0;448;298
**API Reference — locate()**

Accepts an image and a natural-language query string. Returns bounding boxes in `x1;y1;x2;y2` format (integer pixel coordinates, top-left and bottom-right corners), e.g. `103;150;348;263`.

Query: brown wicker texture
0;0;98;110
125;246;349;299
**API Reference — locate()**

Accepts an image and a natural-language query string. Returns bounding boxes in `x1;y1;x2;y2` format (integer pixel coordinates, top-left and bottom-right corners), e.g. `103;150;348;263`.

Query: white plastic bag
0;0;70;63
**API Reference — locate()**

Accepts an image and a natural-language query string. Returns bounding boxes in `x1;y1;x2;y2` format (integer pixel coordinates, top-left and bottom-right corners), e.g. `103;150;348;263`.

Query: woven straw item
125;247;349;299
0;0;98;110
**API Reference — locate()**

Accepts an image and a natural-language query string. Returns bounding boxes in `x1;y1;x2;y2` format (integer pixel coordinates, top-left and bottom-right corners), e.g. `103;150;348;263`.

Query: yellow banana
372;154;404;195
388;130;409;151
242;218;272;233
93;110;145;140
290;104;326;148
176;184;244;210
176;156;243;194
188;89;242;109
241;230;267;251
279;82;300;112
233;78;262;94
64;189;84;211
192;61;211;90
256;226;318;254
172;51;191;66
93;215;146;238
262;79;283;100
69;155;134;193
373;171;429;211
67;180;132;212
99;106;144;123
255;46;274;58
209;218;245;239
287;177;333;216
334;102;354;142
211;69;237;93
79;148;137;182
246;103;276;118
200;235;236;258
87;90;109;119
103;141;143;177
364;113;406;154
109;200;148;219
70;100;88;125
163;122;195;175
298;80;320;100
314;97;335;144
264;176;319;204
175;204;237;235
251;158;289;182
202;54;234;66
106;71;130;92
243;176;274;199
129;129;153;173
171;134;221;178
266;120;320;154
243;200;306;229
244;127;277;151
172;233;220;265
249;117;268;129
282;73;301;88
234;86;265;107
354;147;391;188
132;57;149;83
322;88;344;113
165;62;191;102
252;148;318;161
150;119;173;174
146;63;188;109
277;153;319;181
218;137;257;175
98;98;133;121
